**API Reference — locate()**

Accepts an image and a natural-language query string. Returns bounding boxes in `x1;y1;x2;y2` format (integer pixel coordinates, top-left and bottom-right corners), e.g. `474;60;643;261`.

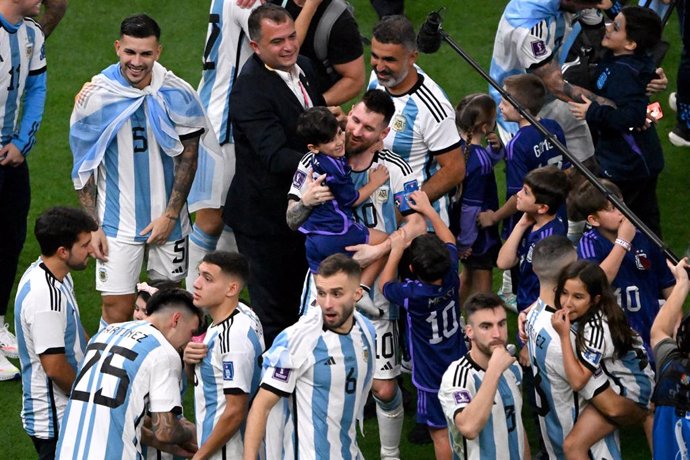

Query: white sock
186;224;220;292
375;386;404;459
216;225;238;253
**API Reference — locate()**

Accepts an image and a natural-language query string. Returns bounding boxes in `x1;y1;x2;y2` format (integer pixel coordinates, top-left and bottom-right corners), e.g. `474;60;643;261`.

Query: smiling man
70;14;223;329
224;4;325;347
243;254;375;460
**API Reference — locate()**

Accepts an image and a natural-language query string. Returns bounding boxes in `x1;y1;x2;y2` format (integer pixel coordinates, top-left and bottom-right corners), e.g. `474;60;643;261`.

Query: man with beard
439;293;529;459
15;207;96;459
287;88;420;459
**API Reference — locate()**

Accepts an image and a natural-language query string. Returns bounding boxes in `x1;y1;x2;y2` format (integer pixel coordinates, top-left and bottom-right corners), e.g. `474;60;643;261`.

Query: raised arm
551;310;593;391
38;0;68;38
532;59;614;107
406;190;454;244
651;258;690;349
497;213;534;270
420;147;464;203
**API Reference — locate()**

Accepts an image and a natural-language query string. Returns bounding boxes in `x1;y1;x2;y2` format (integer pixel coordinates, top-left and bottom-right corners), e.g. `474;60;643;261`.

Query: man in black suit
224;4;324;346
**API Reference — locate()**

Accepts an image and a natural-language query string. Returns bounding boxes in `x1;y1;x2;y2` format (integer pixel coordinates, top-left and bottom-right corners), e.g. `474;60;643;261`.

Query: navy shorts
416;388;446;428
305;222;368;272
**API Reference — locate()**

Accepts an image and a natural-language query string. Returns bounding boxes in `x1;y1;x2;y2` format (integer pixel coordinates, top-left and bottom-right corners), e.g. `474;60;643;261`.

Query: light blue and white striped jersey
574;311;654;407
290;149;416;320
96;93;193;243
439;355;525;460
56;321;184;460
367;70;461;225
194;303;264;460
0;14;46;155
261;312;376;460
197;0;256;145
525;299;621;460
489;0;602;137
15;258;87;439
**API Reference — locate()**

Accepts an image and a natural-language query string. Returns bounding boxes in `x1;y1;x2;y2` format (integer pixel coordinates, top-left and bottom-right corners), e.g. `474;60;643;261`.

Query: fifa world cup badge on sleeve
273;367;291;382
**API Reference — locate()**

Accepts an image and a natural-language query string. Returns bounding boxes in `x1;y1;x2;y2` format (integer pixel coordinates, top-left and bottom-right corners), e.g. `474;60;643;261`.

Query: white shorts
373;318;401;380
96;236;188;295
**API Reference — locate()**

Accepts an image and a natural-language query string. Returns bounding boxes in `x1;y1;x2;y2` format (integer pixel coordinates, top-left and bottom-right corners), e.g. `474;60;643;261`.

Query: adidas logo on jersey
324;356;336;366
172;266;185;275
380;361;394;371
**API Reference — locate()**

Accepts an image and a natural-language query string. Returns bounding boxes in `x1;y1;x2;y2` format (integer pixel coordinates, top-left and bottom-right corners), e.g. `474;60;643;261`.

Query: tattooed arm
39;0;68;38
142;133;199;245
532;59;615;107
150;411;195;445
77;174;109;260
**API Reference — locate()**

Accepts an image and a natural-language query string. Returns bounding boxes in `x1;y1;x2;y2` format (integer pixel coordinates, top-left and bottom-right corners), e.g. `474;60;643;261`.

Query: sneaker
497;290;518;313
0;353;19;381
0;323;18;359
669;92;677;112
669;124;690;148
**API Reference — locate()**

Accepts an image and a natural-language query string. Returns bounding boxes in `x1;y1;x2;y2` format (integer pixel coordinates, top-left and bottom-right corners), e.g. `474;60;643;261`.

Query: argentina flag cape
70;61;227;212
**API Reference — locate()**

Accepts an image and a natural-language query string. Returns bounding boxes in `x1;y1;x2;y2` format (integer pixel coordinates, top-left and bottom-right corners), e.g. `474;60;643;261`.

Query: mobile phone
647;101;663;121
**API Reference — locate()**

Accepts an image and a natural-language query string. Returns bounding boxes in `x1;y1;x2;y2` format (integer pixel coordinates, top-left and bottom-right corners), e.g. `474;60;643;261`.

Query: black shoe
669;123;690;147
407;422;433;445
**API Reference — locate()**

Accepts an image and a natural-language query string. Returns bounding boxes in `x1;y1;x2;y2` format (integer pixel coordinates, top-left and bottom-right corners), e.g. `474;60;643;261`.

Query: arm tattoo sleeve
286;200;313;231
151;412;193;444
167;135;199;217
77;174;99;224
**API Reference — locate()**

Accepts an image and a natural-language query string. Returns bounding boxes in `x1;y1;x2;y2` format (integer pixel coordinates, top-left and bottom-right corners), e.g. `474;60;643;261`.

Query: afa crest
98;266;108;283
375;185;389;203
25;43;33;58
391;114;406;132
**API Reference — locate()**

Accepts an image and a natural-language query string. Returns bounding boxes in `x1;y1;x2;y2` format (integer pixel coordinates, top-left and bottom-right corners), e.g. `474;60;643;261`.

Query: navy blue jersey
299;153;358;235
383;243;467;390
503;119;569;238
457;144;501;256
517;217;567;311
578;228;674;361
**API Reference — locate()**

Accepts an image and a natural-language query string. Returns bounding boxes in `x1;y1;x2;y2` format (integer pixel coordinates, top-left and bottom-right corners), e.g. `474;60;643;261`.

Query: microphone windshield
417;11;443;54
506;344;517;357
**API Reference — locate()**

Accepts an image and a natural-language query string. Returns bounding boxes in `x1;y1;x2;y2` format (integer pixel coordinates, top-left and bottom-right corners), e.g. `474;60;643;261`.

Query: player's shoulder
376;149;414;174
441;355;476;389
22;17;45;35
412;74;454;122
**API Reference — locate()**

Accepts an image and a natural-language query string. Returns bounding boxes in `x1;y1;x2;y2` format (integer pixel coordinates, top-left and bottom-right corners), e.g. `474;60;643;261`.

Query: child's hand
551;308;571;337
517;307;531;343
516;212;535;228
568;95;592;120
459;247;472;259
486;132;503;152
667;257;690;285
518;345;530;367
617;217;636;244
368;164;390;189
477;210;496;228
407;190;432;214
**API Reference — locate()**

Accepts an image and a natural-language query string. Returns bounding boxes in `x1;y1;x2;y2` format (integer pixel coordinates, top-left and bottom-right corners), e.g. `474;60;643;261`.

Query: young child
293;107;390;313
380;190;467;460
573;180;674;365
551;260;654;458
454;93;502;307
480;74;569;310
569;6;664;236
497;166;568;312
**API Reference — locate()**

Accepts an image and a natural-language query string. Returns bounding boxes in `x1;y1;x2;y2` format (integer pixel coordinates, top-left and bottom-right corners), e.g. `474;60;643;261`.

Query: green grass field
0;0;685;458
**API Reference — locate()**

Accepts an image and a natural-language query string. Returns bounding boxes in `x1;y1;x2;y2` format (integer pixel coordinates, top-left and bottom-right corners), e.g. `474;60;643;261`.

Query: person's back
56;321;185;459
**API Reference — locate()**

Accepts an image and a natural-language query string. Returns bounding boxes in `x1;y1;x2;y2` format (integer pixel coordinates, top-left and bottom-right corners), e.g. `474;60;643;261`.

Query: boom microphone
417;9;444;54
506;344;517;357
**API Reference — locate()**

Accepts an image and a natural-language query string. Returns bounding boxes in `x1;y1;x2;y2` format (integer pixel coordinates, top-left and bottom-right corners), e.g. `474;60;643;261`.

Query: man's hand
142;214;177;245
518;345;530;367
346;242;387;268
646;68;668;95
302;171;334;207
568;95;592;120
90;227;109;261
487;346;516;375
477;210;496;229
183;341;208;365
328;106;347;127
0;143;24;167
551;309;571;338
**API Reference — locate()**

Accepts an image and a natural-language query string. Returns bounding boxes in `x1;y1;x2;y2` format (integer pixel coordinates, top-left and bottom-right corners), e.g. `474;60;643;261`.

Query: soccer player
189;0;261;292
0;0;47;378
380;190;467;460
14;207;95;459
70;14;223;327
56;288;201;459
524;235;647;458
242;254;375;460
183;251;264;459
439;292;529;460
367;15;464;226
288;89;419;458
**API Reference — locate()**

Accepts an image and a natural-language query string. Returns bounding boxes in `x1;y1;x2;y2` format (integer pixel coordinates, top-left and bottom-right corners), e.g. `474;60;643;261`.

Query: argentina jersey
525;299;620;459
439;356;525;460
0;15;45;152
194;303;264;460
197;0;256;145
97;101;191;243
261;313;375;460
15;259;87;439
368;70;461;226
56;322;184;460
578;228;675;361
